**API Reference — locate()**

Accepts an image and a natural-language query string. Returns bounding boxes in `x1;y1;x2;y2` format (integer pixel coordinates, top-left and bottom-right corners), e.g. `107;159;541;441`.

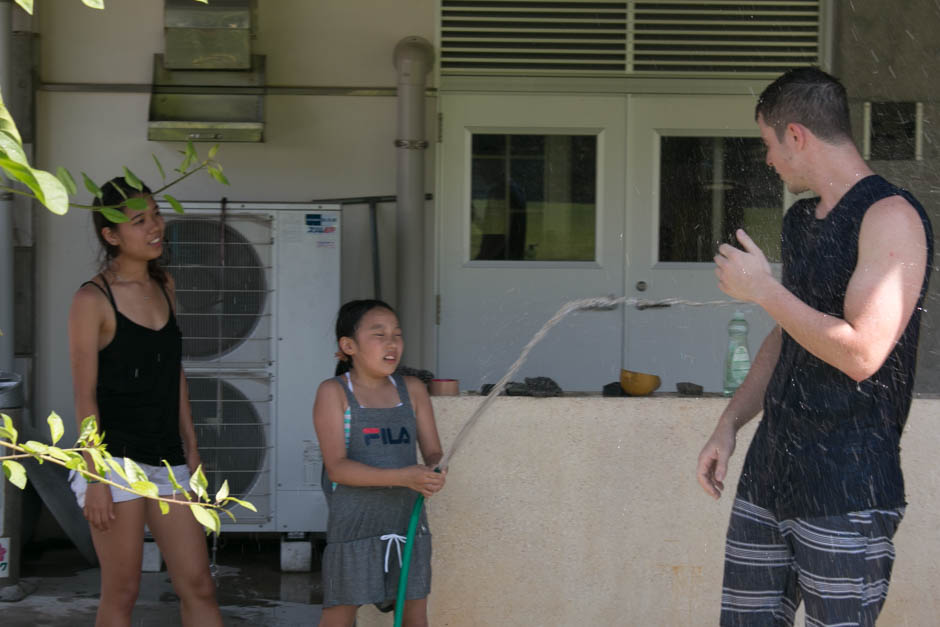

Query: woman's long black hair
91;176;168;286
334;299;397;376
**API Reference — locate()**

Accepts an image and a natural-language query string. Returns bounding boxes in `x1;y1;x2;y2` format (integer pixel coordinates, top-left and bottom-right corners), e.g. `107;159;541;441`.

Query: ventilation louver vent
165;216;271;363
188;376;270;518
441;0;822;76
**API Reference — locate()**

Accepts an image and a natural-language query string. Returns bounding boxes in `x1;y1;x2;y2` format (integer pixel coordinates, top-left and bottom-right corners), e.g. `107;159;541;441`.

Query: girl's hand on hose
428;467;446;495
84;482;116;531
401;465;446;497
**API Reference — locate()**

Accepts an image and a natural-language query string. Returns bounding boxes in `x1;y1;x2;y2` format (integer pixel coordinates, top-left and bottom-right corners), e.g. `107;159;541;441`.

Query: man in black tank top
696;68;933;625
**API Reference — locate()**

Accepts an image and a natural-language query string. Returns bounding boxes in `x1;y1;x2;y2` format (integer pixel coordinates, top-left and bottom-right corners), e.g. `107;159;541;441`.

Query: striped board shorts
720;498;903;626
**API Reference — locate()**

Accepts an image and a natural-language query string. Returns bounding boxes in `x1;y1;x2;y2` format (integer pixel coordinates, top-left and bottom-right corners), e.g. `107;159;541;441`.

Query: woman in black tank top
67;177;222;627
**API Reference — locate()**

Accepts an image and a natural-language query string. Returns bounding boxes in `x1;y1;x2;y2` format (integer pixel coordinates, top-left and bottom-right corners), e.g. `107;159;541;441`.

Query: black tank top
82;278;186;466
741;175;933;518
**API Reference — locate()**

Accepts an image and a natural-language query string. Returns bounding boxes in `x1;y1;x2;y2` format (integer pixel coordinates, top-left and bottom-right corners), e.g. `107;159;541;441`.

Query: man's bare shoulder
861;195;926;247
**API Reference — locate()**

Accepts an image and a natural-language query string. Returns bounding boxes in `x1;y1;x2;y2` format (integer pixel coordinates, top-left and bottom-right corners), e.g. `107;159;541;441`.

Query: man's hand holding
714;229;774;303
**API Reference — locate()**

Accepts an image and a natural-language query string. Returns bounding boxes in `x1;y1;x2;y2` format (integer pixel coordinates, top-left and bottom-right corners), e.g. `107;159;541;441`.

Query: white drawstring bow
380;533;408;573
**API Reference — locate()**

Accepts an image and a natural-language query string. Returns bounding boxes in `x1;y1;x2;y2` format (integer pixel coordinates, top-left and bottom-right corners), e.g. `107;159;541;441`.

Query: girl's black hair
334;299;397;376
91;176;168;286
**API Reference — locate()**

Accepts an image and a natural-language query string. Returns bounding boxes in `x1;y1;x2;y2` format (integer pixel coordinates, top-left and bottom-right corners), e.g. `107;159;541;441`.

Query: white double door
437;93;776;392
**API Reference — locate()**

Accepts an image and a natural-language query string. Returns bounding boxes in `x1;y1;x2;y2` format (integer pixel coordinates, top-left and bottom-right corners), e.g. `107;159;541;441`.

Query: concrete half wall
355;396;940;626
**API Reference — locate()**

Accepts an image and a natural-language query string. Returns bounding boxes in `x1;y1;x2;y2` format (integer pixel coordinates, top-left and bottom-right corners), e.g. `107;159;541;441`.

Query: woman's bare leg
90;499;147;627
146;497;223;627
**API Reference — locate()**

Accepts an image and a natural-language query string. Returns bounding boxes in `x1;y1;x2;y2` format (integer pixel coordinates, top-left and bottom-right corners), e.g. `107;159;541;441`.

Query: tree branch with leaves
1;413;253;535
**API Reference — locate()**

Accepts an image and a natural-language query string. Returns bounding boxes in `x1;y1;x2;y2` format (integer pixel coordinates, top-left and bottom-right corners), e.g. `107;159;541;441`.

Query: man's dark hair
755;67;852;144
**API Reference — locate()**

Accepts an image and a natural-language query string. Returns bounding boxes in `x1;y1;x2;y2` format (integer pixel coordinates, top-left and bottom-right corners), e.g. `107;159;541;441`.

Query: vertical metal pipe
368;199;381;300
393;36;433;367
0;0;14;373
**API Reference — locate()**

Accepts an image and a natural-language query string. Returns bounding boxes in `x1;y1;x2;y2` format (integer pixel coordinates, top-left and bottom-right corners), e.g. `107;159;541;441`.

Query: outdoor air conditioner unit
161;202;340;533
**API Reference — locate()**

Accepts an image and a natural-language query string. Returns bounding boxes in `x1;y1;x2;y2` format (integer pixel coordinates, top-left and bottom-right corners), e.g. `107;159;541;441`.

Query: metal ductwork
148;0;264;142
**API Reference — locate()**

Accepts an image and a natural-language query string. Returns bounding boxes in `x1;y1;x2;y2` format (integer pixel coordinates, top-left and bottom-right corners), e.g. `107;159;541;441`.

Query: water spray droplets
436;295;740;471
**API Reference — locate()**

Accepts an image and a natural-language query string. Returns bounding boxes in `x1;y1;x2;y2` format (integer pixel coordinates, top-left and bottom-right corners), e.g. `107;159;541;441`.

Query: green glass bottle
723;311;751;396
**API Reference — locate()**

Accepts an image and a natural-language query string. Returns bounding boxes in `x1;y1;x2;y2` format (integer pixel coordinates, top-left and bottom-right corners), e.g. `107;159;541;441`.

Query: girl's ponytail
334;352;352;376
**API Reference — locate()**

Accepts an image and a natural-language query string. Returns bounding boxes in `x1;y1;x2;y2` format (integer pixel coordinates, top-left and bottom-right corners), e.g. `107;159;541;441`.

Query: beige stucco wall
356;396;940;626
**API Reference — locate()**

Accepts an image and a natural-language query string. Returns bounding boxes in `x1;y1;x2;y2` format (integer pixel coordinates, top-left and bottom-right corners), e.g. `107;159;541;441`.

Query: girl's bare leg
319;604;358;627
402;597;429;627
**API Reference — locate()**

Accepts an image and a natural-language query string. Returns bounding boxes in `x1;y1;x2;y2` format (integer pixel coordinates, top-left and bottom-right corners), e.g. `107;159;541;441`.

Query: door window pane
470;134;596;261
658;136;783;262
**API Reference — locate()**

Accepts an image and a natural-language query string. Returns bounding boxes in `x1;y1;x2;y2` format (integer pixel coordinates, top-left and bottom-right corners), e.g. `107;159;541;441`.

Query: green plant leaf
82;0;105;9
105;457;127;482
44;446;72;465
159;500;169;515
56;166;78;195
152;154;166;182
12;0;33;15
123;196;148;211
0;426;15;443
105;178;127;200
224;497;257;513
123;167;143;191
164;193;184;214
88;448;109;475
221;508;236;522
0;97;23;144
0;130;28;165
162;460;185;492
82;173;103;199
2;460;26;489
208;165;230;186
65;453;86;471
47;412;64;446
23;440;50;457
124;457;148;483
32;169;69;215
130;480;159;499
208;144;219;160
178;141;198;173
189;464;208;500
0;157;42;200
1;413;18;445
215;480;229;503
78;415;98;444
189;503;220;534
99;207;128;223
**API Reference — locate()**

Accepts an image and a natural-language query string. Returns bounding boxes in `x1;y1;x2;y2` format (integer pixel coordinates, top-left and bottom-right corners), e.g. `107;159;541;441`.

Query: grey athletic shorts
720;498;903;626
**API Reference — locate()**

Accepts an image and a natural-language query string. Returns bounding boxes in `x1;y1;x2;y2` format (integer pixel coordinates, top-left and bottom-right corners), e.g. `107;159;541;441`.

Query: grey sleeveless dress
320;374;432;608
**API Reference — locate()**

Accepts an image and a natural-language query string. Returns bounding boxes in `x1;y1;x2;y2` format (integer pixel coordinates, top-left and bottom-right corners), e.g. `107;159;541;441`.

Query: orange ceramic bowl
619;369;661;396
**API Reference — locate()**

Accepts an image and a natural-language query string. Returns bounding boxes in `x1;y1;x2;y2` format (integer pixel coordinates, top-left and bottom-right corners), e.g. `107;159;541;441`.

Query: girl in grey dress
313;299;446;627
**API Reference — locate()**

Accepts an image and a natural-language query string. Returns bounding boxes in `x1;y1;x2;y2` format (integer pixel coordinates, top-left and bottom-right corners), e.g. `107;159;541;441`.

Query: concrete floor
4;536;324;626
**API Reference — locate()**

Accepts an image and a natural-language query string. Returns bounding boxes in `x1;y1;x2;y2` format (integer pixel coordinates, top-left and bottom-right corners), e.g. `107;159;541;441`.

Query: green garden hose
393;493;425;627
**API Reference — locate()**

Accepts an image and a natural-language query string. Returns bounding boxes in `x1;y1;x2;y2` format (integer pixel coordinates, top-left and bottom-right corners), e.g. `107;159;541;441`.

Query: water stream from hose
437;295;735;471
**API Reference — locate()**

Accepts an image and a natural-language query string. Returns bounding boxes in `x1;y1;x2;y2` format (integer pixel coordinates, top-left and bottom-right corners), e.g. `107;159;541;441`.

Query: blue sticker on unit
306;213;337;234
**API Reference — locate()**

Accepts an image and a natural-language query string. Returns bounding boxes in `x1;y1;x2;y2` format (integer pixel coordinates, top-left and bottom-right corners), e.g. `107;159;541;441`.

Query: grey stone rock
395;365;435;384
524;376;563;397
676;381;704;396
603;381;628;397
